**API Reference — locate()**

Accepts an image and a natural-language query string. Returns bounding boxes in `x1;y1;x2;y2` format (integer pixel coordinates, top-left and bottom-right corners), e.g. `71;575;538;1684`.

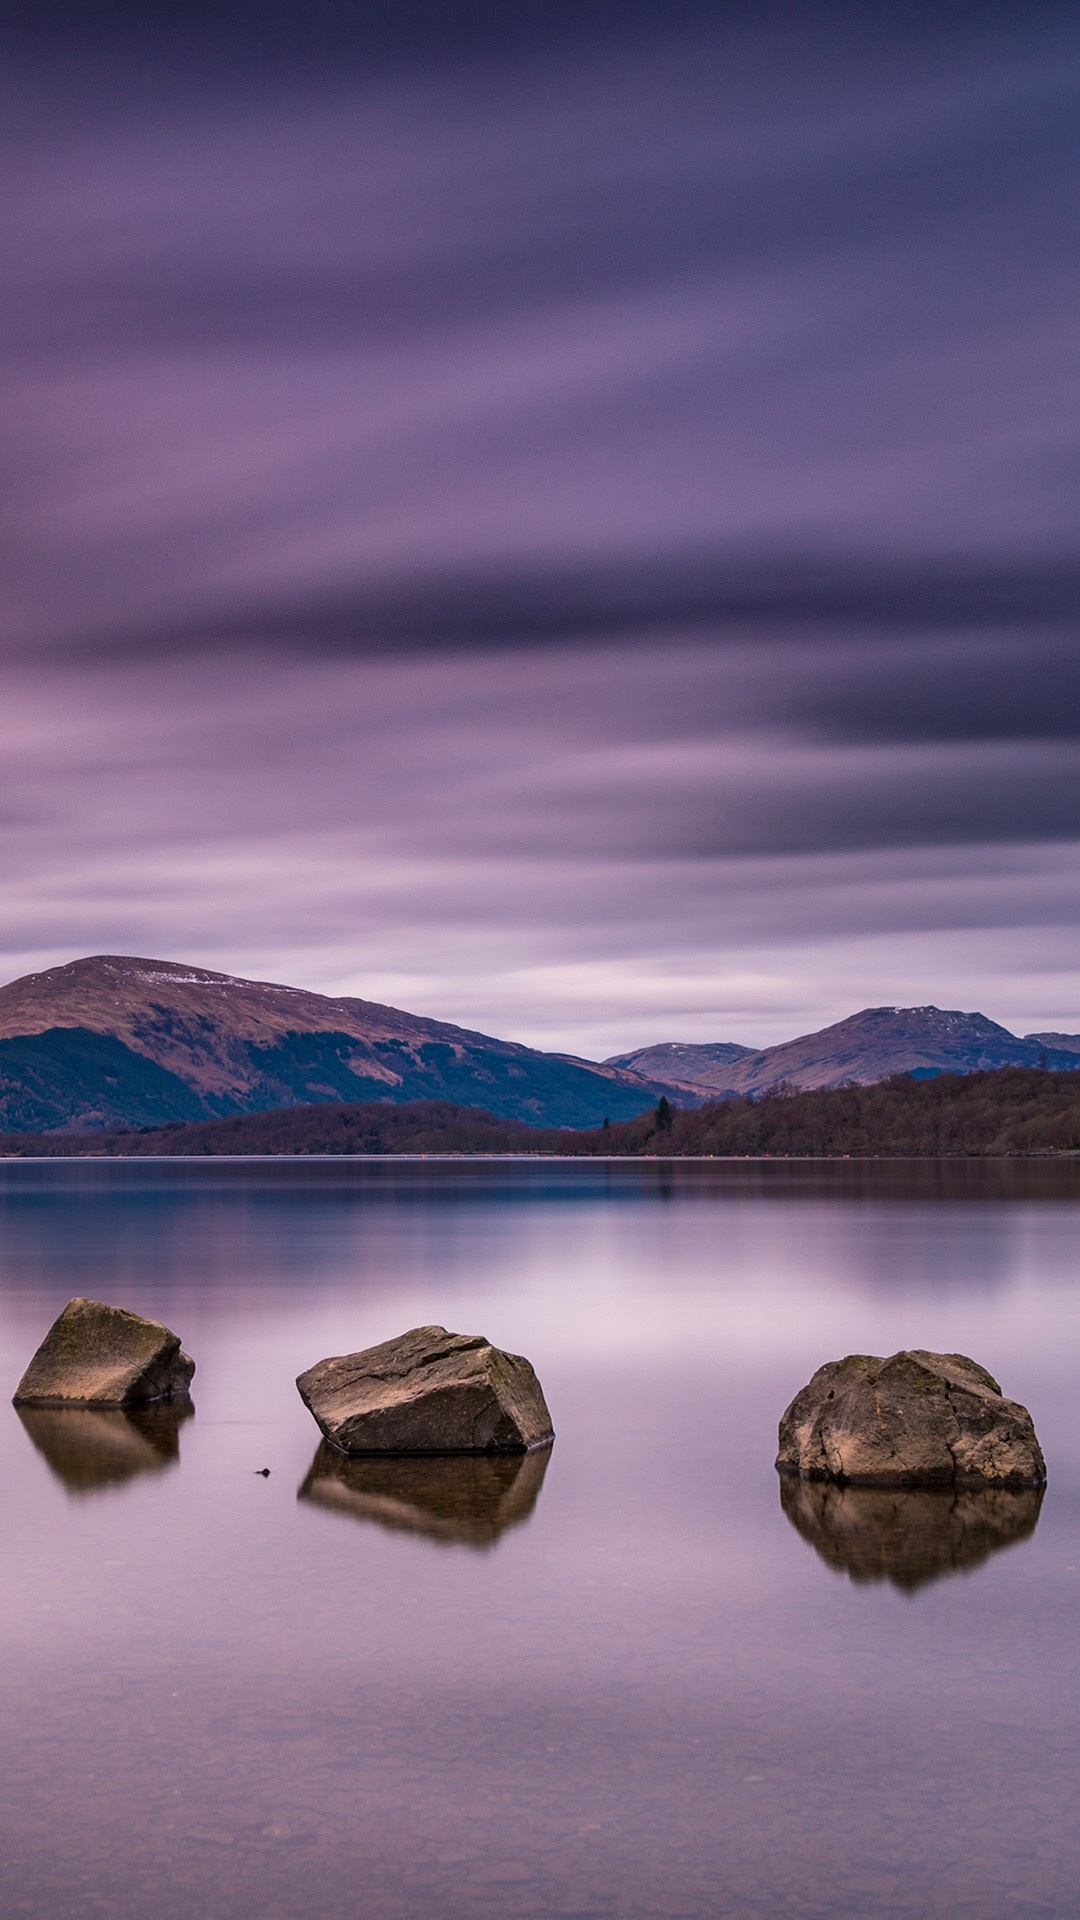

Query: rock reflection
779;1475;1044;1592
298;1442;553;1549
16;1398;193;1495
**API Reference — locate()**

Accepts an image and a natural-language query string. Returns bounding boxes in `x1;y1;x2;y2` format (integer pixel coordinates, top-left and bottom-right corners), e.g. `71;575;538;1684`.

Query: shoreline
3;1150;1080;1163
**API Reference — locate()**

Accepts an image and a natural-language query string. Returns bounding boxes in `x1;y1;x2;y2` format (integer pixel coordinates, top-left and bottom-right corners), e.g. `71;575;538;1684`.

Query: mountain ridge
605;1005;1080;1096
0;955;678;1132
605;1041;754;1088
1;960;1076;1135
1025;1031;1080;1056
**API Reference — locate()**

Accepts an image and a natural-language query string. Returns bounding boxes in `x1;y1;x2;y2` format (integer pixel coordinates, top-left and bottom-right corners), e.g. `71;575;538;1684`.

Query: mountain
604;1041;754;1088
0;955;676;1132
1025;1031;1080;1057
0;1028;209;1132
3;964;1074;1137
610;1006;1080;1097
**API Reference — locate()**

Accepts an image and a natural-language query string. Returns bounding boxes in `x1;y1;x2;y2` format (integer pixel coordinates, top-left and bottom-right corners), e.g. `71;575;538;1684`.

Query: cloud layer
1;3;1079;1050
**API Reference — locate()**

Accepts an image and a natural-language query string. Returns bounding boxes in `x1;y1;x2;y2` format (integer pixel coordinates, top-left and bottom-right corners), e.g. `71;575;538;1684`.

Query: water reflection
16;1398;194;1495
0;1162;1076;1919
3;1157;1080;1309
779;1475;1044;1592
298;1441;553;1549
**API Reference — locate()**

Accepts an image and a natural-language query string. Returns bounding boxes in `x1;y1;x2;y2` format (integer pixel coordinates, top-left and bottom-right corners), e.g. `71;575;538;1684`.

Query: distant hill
610;1006;1080;1096
1026;1031;1080;1057
3;962;1075;1136
0;955;675;1132
0;1098;550;1158
573;1067;1080;1158
604;1041;753;1088
6;1067;1080;1159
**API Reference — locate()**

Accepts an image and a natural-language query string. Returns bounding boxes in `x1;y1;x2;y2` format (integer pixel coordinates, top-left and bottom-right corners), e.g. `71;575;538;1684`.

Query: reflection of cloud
16;1398;193;1495
298;1440;552;1549
779;1475;1043;1593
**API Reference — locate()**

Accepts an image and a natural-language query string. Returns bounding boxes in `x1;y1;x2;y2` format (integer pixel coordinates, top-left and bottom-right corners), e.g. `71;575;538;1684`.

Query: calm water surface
0;1157;1078;1920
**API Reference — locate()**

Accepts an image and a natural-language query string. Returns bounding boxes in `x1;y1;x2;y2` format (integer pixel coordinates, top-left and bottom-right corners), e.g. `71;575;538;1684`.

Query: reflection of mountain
779;1475;1043;1593
17;1399;193;1494
298;1442;552;1549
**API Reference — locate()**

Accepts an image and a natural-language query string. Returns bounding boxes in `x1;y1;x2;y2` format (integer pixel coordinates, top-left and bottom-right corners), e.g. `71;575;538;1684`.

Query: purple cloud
1;3;1079;1049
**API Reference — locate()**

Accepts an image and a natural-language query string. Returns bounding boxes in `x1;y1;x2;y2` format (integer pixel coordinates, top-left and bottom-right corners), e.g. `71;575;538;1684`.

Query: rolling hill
0;955;674;1132
604;1041;754;1088
605;1006;1080;1096
2;964;1075;1137
1025;1031;1080;1057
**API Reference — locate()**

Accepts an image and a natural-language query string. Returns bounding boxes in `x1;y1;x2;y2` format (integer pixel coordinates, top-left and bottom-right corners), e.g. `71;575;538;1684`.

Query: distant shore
2;1065;1080;1160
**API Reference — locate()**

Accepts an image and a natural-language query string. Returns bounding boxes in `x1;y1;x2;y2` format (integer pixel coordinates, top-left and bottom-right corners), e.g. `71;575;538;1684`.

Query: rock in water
776;1349;1045;1489
13;1297;195;1407
296;1325;554;1454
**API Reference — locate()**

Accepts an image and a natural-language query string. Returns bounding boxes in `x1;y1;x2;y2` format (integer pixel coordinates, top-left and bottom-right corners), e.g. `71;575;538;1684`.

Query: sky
2;1;1079;1055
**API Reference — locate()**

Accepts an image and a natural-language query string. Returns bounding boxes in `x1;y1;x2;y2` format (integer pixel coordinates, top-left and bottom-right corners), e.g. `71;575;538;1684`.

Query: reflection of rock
296;1324;554;1454
780;1475;1044;1592
776;1349;1045;1488
16;1399;193;1494
13;1296;195;1406
298;1441;552;1548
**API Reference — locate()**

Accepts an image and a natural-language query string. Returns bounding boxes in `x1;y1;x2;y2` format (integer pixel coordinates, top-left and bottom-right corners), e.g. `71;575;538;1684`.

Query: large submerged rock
299;1441;552;1546
296;1324;554;1455
776;1349;1045;1489
12;1297;195;1408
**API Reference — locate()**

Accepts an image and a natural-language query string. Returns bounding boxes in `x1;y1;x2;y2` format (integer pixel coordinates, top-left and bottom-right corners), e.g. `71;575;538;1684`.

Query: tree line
3;1066;1080;1157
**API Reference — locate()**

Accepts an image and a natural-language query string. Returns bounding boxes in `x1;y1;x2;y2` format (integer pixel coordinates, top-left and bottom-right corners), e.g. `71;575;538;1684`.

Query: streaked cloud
1;2;1078;1047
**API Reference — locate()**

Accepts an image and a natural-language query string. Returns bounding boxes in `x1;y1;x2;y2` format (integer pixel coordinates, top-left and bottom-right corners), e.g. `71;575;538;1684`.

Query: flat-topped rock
13;1297;195;1408
776;1349;1045;1489
296;1324;554;1454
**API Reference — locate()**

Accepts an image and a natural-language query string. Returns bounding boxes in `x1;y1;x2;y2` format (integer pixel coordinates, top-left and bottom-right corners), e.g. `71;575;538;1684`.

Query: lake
0;1157;1077;1920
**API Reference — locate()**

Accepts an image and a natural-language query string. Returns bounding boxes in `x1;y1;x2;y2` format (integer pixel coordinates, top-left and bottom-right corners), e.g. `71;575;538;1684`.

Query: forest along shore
3;1067;1080;1158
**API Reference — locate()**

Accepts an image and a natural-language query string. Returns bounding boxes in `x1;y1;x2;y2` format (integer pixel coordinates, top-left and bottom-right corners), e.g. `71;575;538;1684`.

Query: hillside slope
604;1041;753;1088
574;1067;1080;1157
0;1029;208;1132
0;956;672;1131
615;1006;1080;1096
6;1067;1080;1159
1026;1031;1080;1056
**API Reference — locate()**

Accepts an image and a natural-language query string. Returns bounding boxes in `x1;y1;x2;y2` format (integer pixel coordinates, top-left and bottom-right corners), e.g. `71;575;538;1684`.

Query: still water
0;1157;1078;1920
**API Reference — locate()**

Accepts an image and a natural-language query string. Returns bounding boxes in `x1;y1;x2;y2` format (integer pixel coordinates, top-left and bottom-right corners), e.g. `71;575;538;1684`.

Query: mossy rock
13;1297;195;1408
